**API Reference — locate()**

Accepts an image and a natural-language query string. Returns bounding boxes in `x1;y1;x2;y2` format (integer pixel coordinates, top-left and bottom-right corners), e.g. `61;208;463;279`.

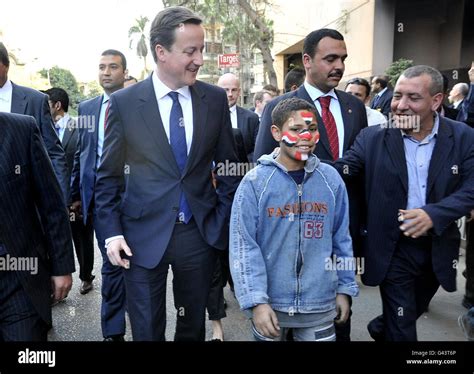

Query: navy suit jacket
335;117;474;291
457;83;474;127
0;113;75;325
60;117;78;199
71;96;103;223
254;84;368;162
370;88;393;118
11;82;69;201
236;106;259;162
94;76;240;268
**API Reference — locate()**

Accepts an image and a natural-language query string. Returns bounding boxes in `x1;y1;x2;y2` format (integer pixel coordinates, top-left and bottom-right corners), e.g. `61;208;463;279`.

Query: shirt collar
102;93;110;104
152;71;191;101
303;81;338;103
402;113;440;142
0;79;13;100
56;113;71;128
229;104;237;113
377;87;388;97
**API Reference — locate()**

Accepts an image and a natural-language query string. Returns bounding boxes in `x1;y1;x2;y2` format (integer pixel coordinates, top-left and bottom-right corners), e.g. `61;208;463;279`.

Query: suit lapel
236;106;244;131
138;77;180;174
184;83;207;175
11;83;27;114
426;118;453;197
385;128;408;193
336;90;355;152
296;86;332;157
61;124;74;149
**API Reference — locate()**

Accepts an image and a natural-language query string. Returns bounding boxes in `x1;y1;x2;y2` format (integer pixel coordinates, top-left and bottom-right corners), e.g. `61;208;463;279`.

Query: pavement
48;239;470;342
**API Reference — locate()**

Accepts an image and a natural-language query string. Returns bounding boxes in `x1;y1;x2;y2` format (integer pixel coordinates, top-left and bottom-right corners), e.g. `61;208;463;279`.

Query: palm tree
128;16;149;79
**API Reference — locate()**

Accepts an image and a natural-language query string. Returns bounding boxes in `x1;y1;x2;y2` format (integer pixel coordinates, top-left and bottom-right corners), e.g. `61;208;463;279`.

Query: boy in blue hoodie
230;98;358;341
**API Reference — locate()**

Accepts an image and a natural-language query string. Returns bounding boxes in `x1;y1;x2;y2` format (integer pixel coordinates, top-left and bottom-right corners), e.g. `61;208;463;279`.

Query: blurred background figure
370;75;393;118
124;76;138;88
284;67;305;93
345;77;387;126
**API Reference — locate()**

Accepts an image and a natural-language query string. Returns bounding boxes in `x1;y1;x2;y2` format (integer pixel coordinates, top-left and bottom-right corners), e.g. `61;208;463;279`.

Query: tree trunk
237;0;277;87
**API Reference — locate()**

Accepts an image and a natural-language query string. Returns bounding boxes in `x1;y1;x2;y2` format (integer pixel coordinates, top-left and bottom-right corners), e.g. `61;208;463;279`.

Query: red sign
218;53;240;68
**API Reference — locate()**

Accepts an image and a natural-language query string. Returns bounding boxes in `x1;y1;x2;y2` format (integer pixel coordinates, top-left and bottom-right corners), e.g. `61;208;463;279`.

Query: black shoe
367;320;384;342
79;275;95;295
103;335;125;342
462;297;474;310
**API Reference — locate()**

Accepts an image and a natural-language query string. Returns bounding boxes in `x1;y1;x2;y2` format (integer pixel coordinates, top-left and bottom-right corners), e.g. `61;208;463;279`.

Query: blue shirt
402;115;439;210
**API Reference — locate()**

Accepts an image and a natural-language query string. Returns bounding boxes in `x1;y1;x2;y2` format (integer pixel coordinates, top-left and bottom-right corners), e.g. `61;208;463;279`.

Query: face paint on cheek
281;131;298;147
313;132;320;144
295;152;309;161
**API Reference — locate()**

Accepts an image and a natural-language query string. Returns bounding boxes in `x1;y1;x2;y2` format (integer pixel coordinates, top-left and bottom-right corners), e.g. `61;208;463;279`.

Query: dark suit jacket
59;117;78;199
94;76;240;268
254;84;368;162
235;106;259;162
70;96;103;223
457;84;474;127
0;113;75;325
11;82;69;201
370;88;393;118
442;104;459;121
335;117;474;291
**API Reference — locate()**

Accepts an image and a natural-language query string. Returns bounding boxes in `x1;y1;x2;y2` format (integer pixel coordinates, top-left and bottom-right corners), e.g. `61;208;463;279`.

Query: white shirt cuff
105;235;124;247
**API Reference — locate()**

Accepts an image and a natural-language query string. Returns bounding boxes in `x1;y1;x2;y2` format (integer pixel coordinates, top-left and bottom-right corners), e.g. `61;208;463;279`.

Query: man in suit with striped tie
0;112;74;341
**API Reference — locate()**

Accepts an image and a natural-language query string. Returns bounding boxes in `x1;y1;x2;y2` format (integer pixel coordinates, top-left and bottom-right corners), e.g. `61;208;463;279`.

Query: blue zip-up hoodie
230;153;359;313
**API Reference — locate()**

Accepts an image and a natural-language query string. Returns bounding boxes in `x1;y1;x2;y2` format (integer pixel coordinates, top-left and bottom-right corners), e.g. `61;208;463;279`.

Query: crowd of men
0;4;473;342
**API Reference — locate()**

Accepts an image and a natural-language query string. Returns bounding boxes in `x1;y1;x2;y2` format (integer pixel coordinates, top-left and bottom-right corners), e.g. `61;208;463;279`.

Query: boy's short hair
271;98;317;129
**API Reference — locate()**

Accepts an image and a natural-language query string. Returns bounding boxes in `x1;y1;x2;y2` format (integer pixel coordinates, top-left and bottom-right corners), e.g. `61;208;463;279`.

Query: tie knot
318;96;331;108
168;91;179;102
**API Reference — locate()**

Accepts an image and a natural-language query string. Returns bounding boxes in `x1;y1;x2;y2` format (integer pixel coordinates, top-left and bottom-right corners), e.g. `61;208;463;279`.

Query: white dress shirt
96;94;109;169
229;104;238;129
365;106;387;127
304;81;345;158
152;72;193;155
55;113;71;142
0;79;13;113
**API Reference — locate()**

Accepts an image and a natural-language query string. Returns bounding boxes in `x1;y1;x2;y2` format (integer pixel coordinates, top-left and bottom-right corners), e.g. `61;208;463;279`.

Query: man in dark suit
0;42;69;201
45;88;95;296
336;65;474;341
370;75;393;119
254;28;367;341
94;6;240;341
0;112;74;341
457;64;474;128
70;49;128;341
217;73;259;162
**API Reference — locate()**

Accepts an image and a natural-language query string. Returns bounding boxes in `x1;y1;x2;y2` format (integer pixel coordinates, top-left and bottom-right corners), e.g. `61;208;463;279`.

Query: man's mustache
328;70;343;78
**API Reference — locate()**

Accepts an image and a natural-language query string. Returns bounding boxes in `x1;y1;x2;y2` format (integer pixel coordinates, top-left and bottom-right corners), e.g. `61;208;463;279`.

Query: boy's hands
252;304;280;338
334;294;350;324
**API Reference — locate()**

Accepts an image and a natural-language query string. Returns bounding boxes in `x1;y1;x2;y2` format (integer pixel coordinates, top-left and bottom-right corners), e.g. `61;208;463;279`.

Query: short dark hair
44;87;70;112
262;84;279;96
372;76;388;89
149;6;202;63
0;42;10;67
303;28;344;59
272;97;317;130
284;68;305;93
101;49;127;71
125;76;137;82
346;77;371;97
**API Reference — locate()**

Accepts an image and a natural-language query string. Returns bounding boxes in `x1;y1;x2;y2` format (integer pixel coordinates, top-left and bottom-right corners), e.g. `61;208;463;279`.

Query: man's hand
252;304;280;338
107;238;133;268
69;200;82;217
399;208;433;238
334;294;350;324
51;274;72;303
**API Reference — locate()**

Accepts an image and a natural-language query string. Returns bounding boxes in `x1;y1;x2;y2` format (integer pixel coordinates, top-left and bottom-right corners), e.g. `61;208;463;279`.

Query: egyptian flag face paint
281;131;298;147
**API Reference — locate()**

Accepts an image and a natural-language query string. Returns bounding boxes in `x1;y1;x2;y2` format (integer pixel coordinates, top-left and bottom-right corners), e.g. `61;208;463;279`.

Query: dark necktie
168;92;192;223
318;96;339;161
372;94;380;108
